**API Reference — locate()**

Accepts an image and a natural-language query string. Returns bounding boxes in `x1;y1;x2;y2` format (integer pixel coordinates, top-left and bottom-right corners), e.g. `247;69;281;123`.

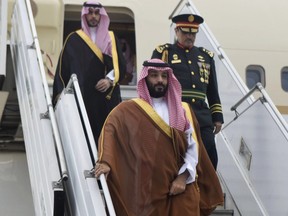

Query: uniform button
192;99;195;103
188;60;192;64
192;85;196;88
191;71;195;75
185;49;189;53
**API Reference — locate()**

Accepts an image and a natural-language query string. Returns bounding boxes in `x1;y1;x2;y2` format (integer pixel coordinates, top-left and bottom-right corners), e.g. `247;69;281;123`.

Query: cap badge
188;15;194;22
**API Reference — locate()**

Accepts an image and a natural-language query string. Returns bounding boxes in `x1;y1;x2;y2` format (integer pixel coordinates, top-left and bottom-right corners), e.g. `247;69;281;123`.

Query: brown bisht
182;102;224;215
98;100;223;216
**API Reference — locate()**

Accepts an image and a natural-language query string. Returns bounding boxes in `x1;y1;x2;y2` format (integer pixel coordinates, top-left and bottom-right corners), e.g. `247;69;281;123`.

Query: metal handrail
25;0;68;180
256;83;288;138
0;0;7;76
67;74;116;216
230;83;260;112
223;82;288;139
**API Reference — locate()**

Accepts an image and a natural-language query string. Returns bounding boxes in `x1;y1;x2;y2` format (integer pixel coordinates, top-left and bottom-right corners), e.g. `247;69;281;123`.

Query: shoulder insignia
199;47;214;58
156;43;171;54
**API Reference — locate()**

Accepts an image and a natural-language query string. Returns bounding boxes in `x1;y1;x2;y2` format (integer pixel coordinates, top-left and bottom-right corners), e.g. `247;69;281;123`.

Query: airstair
2;0;288;215
2;0;115;215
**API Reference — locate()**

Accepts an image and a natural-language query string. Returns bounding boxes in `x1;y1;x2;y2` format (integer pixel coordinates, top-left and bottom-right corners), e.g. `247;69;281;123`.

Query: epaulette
155;43;171;54
199;47;214;58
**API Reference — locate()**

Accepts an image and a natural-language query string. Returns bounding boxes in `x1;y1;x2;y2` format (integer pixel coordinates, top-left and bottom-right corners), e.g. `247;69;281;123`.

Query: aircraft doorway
63;5;136;86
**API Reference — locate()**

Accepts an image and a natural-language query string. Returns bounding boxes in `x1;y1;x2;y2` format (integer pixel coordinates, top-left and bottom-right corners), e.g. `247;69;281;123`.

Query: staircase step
211;209;234;216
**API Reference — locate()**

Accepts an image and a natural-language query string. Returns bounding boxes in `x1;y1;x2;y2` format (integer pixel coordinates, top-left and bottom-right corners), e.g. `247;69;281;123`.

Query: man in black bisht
52;0;126;146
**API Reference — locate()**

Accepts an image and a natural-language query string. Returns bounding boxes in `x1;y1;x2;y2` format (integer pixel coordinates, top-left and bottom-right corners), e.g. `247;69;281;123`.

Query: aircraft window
245;65;265;89
281;67;288;92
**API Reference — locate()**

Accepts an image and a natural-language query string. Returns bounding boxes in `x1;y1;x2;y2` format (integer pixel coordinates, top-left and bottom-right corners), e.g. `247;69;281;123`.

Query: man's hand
169;171;189;196
95;78;112;92
95;162;111;179
213;122;222;134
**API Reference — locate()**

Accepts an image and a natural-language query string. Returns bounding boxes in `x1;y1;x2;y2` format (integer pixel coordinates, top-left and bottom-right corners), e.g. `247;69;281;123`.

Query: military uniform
151;42;224;169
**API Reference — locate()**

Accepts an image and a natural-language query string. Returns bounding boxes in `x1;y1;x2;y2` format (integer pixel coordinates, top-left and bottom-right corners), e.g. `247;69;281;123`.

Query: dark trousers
200;126;218;170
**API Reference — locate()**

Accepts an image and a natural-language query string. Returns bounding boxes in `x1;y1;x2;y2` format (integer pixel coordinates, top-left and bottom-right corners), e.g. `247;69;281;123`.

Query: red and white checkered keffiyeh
81;0;112;55
137;59;189;131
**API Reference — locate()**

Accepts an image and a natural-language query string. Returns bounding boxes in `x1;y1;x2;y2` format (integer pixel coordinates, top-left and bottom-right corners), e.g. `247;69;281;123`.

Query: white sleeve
178;123;198;184
106;69;115;81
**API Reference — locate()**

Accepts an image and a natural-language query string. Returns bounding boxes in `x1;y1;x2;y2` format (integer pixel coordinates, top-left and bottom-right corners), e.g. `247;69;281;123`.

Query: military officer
151;13;224;170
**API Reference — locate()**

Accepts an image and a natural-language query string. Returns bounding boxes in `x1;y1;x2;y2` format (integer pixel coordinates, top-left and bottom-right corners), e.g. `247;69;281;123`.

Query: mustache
185;39;193;43
155;83;165;88
154;84;166;92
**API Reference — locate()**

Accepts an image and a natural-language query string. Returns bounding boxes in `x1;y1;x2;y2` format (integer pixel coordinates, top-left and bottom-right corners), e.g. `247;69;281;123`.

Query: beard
87;19;99;27
146;81;168;98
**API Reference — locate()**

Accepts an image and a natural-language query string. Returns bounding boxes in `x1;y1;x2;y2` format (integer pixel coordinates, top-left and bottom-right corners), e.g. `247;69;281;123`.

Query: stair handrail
24;0;68;181
66;74;116;216
0;0;7;76
225;82;288;139
230;83;260;112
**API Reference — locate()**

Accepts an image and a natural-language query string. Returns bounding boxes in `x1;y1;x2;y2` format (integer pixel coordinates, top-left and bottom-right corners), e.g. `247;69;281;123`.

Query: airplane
1;0;288;215
190;0;288;121
4;0;288;119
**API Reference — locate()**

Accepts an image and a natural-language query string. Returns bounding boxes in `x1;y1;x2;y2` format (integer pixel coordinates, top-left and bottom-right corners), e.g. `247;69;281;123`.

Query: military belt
182;90;206;100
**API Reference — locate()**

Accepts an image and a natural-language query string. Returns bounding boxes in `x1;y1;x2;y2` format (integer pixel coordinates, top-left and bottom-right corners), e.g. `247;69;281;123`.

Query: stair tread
211;209;234;215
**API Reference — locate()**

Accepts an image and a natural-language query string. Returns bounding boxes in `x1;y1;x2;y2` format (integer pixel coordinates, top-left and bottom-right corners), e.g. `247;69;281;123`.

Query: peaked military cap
172;14;204;33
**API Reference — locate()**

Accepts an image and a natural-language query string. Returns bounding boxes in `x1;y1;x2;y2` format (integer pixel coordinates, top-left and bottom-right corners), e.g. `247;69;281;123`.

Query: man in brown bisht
95;59;223;216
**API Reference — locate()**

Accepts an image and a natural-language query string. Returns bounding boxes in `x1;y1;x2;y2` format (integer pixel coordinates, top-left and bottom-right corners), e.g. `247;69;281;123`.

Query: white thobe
90;27;115;80
152;97;198;184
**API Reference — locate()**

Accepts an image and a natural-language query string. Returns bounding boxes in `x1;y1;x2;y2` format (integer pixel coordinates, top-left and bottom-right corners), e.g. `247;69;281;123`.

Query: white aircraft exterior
192;0;288;119
6;0;288;118
1;0;288;215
